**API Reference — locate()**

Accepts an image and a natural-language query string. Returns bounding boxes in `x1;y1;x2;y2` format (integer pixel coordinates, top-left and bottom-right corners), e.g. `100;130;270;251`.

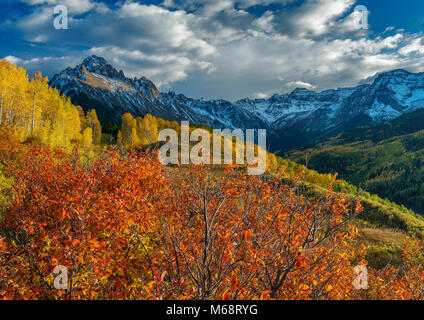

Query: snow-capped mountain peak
49;56;424;151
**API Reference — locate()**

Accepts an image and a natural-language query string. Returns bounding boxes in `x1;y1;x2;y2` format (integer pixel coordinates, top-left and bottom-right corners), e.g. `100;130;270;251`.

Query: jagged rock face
50;55;268;129
49;55;171;123
340;70;424;123
50;56;424;151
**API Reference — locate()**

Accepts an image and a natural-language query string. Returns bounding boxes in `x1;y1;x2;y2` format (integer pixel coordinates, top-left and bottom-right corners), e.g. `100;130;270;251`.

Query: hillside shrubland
2;62;424;299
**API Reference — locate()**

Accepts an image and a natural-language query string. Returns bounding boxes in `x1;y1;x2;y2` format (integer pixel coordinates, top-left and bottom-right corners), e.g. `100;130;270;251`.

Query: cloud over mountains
4;0;424;100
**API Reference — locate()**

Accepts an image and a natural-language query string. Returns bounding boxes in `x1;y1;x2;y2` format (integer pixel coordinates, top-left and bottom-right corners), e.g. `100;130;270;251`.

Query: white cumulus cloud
6;0;424;100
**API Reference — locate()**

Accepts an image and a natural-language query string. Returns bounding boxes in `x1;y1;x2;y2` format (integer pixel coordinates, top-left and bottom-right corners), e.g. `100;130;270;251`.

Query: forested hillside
0;61;104;154
287;109;424;214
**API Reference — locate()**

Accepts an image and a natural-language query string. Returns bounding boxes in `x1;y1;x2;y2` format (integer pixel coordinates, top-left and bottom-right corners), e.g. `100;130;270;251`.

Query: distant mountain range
49;55;424;152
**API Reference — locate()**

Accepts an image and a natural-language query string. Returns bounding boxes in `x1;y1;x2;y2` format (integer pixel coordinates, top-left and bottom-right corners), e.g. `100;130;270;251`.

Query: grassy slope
295;180;424;269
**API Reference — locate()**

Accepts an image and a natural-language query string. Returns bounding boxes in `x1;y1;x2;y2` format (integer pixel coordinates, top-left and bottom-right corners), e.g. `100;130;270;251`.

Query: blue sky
2;0;424;100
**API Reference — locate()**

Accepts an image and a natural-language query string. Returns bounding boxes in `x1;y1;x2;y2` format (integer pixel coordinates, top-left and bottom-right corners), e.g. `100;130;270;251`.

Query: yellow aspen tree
135;117;149;145
121;113;140;146
0;62;10;125
267;153;278;172
85;109;102;145
0;62;85;148
82;127;93;148
141;114;158;144
117;130;123;146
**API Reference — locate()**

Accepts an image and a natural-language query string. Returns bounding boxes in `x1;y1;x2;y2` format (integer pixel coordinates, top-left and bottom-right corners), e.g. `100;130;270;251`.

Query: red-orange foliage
1;140;423;300
0;126;26;164
149;165;363;299
1;146;168;299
